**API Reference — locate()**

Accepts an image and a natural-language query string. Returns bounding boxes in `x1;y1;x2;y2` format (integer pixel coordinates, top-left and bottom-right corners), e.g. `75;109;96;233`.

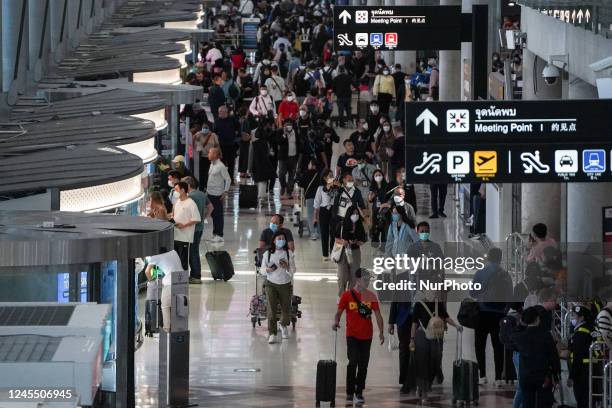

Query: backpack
479;265;513;307
420;301;445;340
293;69;309;97
278;52;289;77
228;82;240;101
499;310;520;349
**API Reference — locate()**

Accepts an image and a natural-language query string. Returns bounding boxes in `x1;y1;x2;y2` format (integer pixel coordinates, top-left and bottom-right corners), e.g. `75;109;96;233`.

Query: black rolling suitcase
316;330;337;407
145;280;163;336
239;180;258;208
206;250;235;281
452;331;479;406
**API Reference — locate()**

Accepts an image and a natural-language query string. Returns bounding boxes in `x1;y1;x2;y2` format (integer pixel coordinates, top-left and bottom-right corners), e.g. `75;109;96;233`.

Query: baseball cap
172;155;185;163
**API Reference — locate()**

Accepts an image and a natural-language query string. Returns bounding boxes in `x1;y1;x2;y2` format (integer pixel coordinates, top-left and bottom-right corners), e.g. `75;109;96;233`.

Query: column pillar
382;0;394;66
393;0;416;74
566;77;610;244
439;0;461;101
519;49;561;239
29;0;50;82
2;0;28;95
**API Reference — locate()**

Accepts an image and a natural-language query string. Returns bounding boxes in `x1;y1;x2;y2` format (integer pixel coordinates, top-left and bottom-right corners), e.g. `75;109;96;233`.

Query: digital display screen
57;273;70;303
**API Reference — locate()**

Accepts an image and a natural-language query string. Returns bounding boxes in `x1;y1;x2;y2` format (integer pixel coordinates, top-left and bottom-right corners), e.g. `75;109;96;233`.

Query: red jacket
231;53;246;70
278;100;299;122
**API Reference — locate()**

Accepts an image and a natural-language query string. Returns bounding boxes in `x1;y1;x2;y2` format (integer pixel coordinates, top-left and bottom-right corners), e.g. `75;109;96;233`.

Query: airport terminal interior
0;0;612;407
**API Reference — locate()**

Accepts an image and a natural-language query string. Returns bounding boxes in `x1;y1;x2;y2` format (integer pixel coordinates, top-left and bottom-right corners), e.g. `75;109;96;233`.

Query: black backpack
499;311;520;349
293;69;309;97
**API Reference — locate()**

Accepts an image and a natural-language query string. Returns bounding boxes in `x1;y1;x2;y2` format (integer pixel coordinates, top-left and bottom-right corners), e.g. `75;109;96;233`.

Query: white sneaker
211;235;224;243
478;377;488;385
280;326;289;339
268;334;277;344
494;380;504;388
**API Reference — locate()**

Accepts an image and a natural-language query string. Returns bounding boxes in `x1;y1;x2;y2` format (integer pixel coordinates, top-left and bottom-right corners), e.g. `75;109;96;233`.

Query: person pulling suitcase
333;268;385;405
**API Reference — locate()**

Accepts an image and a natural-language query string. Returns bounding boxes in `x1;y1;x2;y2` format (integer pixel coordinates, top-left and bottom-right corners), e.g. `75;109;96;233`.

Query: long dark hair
342;205;366;236
393;205;414;228
371;169;387;189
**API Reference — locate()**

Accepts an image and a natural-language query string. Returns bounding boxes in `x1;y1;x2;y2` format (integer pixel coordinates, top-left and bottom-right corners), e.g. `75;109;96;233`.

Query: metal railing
590;341;610;408
505;232;529;285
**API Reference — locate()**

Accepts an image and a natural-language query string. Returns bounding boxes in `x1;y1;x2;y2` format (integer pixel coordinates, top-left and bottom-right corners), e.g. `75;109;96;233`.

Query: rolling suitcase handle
455;328;463;363
332;328;338;362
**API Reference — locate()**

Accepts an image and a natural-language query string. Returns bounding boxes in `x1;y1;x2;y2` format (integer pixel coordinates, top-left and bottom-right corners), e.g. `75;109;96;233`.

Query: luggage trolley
590;341;610;408
603;360;612;408
249;248;302;329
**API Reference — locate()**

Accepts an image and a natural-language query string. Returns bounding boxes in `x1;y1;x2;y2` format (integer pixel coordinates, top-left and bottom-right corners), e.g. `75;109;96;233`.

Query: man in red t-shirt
333;268;384;405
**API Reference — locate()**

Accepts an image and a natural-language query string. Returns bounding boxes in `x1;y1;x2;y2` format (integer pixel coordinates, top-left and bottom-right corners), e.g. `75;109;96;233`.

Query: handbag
420;301;445;340
457;298;480;329
331;224;345;263
388;334;399;352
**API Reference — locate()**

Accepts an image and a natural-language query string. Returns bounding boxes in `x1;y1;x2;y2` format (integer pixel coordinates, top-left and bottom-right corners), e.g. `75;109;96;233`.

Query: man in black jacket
209;74;226;121
512;307;561;408
213;106;240;182
333;66;354;127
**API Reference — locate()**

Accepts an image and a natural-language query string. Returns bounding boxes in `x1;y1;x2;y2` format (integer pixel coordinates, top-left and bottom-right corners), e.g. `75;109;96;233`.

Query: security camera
589;56;612;73
542;63;560;86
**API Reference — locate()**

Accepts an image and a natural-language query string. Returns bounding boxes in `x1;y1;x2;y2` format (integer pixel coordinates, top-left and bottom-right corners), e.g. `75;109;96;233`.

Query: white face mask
401;172;406;181
383;126;391;132
374;175;383;182
362;123;368;130
287;95;295;101
383;70;389;75
168;180;175;187
299;110;307;117
350;214;360;223
285;126;293;132
370;106;379;113
393;195;404;204
346;181;354;189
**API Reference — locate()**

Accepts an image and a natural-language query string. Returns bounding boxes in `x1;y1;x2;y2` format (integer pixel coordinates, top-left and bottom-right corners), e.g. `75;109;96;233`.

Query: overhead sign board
405;100;612;143
333;6;465;51
405;99;612;183
406;143;612;183
539;5;593;30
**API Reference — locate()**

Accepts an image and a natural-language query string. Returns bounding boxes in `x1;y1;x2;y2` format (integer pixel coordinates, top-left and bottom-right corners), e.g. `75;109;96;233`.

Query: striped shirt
597;308;612;345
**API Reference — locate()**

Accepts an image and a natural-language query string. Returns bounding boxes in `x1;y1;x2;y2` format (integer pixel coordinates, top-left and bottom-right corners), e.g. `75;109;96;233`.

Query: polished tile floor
134;128;516;407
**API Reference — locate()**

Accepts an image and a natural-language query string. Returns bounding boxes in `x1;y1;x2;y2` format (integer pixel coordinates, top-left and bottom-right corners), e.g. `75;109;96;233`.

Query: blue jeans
305;198;319;237
189;230;203;279
209;194;224;237
513;351;523;408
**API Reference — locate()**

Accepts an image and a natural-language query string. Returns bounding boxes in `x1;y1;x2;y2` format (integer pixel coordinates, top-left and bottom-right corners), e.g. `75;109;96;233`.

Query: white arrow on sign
416;109;438;135
339;10;351;24
577;9;583;23
585;9;591;23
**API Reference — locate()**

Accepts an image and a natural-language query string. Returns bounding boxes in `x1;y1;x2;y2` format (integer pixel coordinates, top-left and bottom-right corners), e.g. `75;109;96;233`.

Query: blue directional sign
369;33;383;47
583;149;606;173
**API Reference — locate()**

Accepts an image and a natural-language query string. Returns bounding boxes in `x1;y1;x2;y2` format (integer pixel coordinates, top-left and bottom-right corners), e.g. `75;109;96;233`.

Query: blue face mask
419;232;430;241
275;239;286;249
391;213;400;223
270;223;278;232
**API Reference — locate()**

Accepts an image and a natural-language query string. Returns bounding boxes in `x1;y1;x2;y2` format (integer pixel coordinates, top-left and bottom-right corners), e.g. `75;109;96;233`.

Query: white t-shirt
148;250;186;283
173;197;201;243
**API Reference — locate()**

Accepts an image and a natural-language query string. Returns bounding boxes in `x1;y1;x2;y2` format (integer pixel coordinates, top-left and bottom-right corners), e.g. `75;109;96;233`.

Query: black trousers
521;380;554;408
377;93;393;115
346;336;372;395
174;241;190;271
268;157;278;191
429;184;448;215
475;311;505;380
220;145;236;182
573;372;589;408
397;321;413;385
319;207;333;258
199;156;211;191
278;156;298;196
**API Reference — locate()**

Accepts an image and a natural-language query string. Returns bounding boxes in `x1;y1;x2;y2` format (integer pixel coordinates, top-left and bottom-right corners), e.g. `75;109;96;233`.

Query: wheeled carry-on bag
316;330;338;407
239;181;258;208
205;242;235;281
452;330;479;406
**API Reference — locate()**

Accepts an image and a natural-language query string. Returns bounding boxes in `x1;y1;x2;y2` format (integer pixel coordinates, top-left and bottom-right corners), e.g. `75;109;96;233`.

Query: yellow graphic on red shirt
348;301;372;310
